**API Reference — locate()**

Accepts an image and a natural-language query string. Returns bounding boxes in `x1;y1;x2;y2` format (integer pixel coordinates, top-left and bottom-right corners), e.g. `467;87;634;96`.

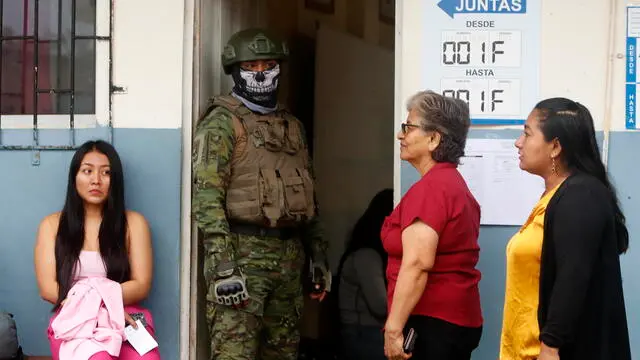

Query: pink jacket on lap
51;277;125;360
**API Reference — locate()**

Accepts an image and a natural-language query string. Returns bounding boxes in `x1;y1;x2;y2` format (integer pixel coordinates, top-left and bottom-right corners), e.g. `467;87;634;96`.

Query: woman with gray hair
381;90;483;360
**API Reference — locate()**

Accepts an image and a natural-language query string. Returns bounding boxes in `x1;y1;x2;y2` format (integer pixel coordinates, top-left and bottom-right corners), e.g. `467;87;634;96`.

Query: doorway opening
191;1;395;358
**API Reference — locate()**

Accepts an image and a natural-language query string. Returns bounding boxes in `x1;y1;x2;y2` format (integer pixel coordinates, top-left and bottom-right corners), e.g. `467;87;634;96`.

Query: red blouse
381;162;483;328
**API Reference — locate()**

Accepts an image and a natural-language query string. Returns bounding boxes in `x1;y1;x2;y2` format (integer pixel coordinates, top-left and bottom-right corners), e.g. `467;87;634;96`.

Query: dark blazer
538;172;631;360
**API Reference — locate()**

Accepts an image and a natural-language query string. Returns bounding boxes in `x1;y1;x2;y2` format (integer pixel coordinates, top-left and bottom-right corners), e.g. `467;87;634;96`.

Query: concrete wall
396;0;640;358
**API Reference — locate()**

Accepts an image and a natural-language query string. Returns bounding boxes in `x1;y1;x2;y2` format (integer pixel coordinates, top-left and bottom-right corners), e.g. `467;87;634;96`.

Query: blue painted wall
401;130;640;359
0;128;181;359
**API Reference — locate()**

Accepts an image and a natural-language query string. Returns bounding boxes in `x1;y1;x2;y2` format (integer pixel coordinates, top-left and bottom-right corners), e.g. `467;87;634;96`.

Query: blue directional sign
437;0;527;18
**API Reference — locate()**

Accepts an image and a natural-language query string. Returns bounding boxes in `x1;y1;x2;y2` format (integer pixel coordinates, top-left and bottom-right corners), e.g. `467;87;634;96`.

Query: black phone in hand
129;312;148;328
403;328;417;353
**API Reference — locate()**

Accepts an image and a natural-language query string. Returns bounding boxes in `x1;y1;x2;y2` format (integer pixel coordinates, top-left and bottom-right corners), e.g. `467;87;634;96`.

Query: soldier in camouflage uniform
192;28;330;360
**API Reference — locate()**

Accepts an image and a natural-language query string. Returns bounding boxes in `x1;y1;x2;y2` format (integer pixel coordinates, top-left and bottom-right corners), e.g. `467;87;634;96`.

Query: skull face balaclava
231;63;280;109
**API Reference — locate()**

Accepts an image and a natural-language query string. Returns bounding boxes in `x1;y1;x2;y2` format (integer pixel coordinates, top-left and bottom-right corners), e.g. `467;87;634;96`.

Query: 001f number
442;89;504;113
442;40;505;65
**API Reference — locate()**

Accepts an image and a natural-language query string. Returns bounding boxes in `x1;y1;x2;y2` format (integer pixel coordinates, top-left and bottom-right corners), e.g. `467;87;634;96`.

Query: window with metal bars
0;0;112;151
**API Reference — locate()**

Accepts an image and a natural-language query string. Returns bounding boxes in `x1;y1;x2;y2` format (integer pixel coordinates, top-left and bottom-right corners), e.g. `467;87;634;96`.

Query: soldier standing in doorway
192;28;331;360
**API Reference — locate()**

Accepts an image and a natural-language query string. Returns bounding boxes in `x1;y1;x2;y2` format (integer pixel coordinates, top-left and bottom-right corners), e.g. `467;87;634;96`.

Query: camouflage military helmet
222;28;289;74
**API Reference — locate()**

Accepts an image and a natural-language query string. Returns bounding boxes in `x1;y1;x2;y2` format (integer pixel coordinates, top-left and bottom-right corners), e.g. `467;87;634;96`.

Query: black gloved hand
213;261;249;306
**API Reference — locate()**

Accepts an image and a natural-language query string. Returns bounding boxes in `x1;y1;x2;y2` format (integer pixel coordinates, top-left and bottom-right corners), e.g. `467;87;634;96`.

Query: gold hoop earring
551;157;558;175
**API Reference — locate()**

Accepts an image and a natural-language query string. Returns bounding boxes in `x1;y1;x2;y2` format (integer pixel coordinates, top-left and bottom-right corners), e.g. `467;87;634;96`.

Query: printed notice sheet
458;138;544;226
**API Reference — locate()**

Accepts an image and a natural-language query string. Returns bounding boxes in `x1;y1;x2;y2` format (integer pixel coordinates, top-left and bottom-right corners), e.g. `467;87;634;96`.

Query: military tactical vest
211;95;316;227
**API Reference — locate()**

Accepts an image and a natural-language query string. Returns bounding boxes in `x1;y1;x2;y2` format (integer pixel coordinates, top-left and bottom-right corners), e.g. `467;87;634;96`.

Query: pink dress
48;251;161;360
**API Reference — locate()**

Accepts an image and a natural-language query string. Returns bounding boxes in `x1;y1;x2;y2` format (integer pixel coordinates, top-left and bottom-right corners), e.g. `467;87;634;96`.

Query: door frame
180;0;196;359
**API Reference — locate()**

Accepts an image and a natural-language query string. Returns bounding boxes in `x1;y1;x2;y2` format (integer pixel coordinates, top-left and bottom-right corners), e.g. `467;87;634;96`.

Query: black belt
229;222;300;240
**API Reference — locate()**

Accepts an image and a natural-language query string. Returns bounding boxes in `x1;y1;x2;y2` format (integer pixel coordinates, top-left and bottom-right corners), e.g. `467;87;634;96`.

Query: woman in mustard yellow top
500;184;561;359
501;98;632;360
499;100;569;359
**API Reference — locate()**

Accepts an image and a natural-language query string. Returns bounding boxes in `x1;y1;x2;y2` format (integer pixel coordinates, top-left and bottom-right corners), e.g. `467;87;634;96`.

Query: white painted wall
111;0;186;129
538;0;613;129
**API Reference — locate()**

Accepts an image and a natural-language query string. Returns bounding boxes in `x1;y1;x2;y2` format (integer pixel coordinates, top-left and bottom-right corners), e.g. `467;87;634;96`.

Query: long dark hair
336;188;394;278
535;98;629;254
54;140;130;310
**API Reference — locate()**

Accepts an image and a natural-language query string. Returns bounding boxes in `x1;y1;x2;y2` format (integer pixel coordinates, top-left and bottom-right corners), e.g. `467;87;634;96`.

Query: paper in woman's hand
124;320;158;356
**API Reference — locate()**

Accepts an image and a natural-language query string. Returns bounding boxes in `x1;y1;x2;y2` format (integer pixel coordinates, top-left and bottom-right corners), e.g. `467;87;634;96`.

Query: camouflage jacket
192;103;328;266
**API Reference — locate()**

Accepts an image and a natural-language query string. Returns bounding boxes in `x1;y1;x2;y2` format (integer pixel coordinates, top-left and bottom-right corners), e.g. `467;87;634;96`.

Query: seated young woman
34;140;161;360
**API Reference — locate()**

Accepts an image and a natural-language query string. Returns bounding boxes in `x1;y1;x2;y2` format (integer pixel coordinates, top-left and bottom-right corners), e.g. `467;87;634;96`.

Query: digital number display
441;78;520;116
441;31;521;67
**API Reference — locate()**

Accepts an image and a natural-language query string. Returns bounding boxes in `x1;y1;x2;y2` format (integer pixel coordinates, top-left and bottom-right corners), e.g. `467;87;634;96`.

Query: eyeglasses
401;123;421;134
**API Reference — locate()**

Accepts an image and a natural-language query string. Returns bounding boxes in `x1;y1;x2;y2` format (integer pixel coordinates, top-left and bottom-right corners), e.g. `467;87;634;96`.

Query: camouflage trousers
206;233;305;360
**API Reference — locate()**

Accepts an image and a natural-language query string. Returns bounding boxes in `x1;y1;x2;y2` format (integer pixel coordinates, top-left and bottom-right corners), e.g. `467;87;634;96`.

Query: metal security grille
0;0;113;151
